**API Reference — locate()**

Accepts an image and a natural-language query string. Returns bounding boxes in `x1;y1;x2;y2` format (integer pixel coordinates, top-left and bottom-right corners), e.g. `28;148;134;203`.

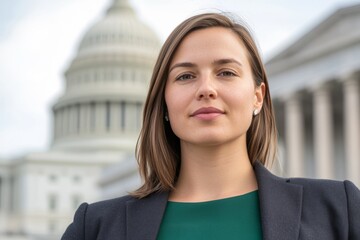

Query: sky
1;0;360;159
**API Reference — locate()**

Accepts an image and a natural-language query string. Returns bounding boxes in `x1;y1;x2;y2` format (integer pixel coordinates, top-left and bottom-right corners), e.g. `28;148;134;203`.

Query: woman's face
165;27;264;147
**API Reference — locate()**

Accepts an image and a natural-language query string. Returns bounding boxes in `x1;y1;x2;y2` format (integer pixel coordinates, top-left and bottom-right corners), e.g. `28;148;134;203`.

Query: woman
62;13;360;240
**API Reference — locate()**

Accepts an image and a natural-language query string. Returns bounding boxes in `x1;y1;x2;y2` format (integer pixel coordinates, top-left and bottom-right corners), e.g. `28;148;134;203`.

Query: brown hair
132;12;277;198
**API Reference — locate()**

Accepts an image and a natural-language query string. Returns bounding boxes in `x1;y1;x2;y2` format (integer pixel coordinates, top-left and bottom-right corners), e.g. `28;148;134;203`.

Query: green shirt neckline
157;190;263;240
167;190;258;204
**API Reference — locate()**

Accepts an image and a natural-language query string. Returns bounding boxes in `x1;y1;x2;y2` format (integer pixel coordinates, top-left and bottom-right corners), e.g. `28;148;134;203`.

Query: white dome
52;0;161;152
77;0;159;59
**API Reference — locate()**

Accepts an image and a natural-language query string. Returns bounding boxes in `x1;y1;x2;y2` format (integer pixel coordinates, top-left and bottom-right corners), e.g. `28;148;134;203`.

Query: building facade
0;0;160;239
267;4;360;186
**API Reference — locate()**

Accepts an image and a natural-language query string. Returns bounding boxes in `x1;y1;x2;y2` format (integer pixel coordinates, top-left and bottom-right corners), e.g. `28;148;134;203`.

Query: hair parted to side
132;12;277;198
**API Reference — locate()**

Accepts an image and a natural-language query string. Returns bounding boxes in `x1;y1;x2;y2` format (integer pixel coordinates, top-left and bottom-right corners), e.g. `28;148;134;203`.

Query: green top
157;190;263;240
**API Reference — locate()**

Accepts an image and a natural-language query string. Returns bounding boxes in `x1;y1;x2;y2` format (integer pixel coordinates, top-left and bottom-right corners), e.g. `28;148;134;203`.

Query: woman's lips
191;107;224;120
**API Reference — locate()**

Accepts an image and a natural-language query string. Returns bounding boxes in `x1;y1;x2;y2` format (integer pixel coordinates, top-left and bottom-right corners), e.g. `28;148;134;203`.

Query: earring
164;112;169;121
253;109;260;116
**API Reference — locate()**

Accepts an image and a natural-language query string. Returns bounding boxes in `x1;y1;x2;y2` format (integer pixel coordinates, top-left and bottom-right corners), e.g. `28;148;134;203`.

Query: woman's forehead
170;27;250;67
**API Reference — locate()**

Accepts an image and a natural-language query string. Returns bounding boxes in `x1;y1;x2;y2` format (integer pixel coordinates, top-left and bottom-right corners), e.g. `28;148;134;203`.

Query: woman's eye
176;73;194;81
218;71;236;77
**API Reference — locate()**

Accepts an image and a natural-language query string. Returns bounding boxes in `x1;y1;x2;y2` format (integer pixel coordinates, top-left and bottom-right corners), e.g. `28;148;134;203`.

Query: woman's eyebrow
168;58;242;73
212;58;242;67
169;62;196;73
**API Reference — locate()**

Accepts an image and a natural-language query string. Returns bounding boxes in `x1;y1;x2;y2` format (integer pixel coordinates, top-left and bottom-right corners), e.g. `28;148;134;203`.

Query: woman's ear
253;83;265;111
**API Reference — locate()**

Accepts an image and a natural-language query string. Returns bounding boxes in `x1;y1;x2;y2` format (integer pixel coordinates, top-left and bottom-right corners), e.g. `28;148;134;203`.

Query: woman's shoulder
82;194;138;219
62;191;169;240
285;177;360;238
287;176;358;189
62;195;139;240
79;191;169;220
88;194;135;208
287;177;360;203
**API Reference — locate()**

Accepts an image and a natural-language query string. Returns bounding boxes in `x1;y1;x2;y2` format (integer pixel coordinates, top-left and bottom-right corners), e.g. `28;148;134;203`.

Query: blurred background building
0;0;160;239
0;0;359;239
268;4;360;185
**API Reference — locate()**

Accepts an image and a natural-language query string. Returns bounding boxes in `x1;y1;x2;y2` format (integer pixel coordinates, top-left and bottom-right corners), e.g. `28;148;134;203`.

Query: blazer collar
126;190;169;240
126;162;303;240
254;162;303;240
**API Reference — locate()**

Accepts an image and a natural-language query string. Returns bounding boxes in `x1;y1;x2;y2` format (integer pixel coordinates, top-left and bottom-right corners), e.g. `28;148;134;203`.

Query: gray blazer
62;162;360;240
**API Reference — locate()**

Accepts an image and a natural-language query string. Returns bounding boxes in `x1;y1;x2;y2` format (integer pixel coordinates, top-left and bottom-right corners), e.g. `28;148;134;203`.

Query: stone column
56;109;62;138
90;103;96;132
120;101;126;131
96;102;106;133
63;107;69;136
0;174;11;233
70;105;77;135
313;83;334;179
2;175;11;214
53;110;58;139
343;74;360;185
136;102;143;130
285;93;304;177
111;102;120;132
61;108;66;137
75;104;81;134
79;103;87;134
68;106;74;135
126;102;136;132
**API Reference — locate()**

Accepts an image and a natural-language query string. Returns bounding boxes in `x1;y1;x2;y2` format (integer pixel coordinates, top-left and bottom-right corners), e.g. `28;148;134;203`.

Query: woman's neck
169;140;258;202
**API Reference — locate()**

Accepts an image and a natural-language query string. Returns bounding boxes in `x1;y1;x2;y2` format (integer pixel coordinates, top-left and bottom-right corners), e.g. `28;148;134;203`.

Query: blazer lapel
126;191;169;240
254;162;303;240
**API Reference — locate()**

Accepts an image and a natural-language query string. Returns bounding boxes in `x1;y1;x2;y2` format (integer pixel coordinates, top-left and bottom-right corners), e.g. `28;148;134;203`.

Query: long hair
132;13;277;198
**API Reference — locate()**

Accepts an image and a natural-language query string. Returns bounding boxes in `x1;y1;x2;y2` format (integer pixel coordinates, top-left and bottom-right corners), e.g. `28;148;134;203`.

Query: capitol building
0;0;160;239
0;0;359;239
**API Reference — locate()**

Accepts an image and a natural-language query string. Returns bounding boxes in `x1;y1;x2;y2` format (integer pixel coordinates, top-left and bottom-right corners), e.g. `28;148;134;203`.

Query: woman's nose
196;76;218;100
